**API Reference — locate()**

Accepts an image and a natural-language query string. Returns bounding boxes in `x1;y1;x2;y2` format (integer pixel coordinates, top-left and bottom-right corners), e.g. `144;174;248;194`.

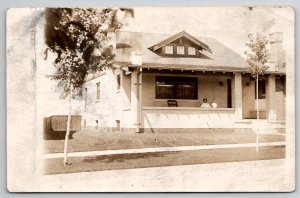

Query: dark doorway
227;79;232;108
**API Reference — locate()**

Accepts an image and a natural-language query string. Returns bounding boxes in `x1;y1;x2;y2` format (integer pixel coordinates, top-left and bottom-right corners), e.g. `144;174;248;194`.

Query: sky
121;6;294;57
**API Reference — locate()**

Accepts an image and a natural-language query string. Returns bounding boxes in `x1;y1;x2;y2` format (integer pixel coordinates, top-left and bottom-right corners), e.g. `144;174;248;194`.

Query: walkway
39;159;293;192
44;141;285;159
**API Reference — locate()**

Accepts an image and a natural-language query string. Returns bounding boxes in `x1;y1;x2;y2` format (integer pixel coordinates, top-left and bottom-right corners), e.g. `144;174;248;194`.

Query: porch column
234;73;243;120
138;71;143;131
266;75;276;121
131;68;140;132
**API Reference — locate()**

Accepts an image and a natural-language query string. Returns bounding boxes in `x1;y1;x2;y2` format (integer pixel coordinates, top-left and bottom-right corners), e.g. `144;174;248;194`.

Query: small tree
44;8;133;165
244;33;269;120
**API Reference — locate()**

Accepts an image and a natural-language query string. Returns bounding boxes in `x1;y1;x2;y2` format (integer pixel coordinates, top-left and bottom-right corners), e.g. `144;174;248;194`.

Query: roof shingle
115;31;248;70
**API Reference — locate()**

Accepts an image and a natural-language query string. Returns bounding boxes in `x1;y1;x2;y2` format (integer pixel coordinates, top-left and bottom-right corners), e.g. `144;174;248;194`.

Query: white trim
153;99;200;102
142;107;235;111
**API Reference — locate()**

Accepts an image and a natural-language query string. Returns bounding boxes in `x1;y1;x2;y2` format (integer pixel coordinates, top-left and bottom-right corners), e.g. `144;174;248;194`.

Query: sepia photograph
6;6;295;192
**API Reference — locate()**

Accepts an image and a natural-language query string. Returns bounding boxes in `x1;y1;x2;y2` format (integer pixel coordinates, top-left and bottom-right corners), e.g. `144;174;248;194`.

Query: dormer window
165;46;173;54
188;47;196;55
176;46;185;55
149;31;212;59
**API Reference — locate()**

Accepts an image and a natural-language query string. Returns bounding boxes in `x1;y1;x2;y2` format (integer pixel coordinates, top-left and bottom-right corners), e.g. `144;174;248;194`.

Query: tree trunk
256;73;259;120
64;84;73;166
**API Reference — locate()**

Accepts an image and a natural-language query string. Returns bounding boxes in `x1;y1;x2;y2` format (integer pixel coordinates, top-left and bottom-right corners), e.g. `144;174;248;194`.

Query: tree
44;8;133;165
244;33;269;120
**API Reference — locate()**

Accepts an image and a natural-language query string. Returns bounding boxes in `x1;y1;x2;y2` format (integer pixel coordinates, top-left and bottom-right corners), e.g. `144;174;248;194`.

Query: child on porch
211;99;218;108
200;98;211;108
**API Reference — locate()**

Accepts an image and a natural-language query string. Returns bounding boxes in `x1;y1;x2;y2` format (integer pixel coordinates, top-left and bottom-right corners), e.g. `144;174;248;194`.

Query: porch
120;67;286;133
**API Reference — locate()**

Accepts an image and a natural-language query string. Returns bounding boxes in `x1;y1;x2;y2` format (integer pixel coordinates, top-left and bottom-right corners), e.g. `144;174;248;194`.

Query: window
276;76;286;94
255;79;266;99
188;47;196;55
165;46;173;54
96;82;100;100
176;46;185;55
155;76;198;100
116;74;121;90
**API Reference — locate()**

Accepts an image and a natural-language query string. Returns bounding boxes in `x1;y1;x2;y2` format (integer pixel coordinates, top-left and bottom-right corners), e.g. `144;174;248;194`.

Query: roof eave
114;61;285;75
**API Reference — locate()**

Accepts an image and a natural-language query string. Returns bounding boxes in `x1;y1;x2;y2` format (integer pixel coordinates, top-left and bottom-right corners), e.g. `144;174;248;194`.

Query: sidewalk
44;141;285;159
44;143;285;175
44;130;286;175
40;159;291;192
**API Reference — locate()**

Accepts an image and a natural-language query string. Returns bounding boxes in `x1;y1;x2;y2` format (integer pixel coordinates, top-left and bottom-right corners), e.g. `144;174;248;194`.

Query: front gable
115;31;248;70
148;31;212;59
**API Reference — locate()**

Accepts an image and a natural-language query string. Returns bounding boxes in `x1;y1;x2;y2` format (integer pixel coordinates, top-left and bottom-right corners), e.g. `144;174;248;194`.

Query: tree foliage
44;8;133;165
244;33;269;77
44;8;134;95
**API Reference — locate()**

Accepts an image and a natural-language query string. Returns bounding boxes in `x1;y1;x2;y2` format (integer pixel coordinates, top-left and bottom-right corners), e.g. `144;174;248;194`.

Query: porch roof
115;31;248;69
118;62;247;73
116;61;286;75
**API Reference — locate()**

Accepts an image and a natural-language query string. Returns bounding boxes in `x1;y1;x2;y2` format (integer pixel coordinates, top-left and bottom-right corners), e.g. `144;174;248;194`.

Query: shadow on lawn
82;152;168;163
44;131;76;140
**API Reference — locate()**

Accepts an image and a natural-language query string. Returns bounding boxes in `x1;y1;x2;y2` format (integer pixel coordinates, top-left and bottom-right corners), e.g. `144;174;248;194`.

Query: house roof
115;31;248;71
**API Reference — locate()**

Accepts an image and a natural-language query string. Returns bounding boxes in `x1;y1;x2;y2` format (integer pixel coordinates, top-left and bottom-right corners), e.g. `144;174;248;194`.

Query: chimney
269;32;284;71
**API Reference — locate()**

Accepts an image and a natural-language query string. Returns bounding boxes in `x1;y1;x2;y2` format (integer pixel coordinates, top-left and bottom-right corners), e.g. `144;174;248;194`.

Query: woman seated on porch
200;98;211;108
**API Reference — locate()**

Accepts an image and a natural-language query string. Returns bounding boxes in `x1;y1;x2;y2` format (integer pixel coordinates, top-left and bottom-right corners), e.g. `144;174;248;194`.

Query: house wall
242;77;255;119
267;75;286;121
242;76;267;119
141;72;231;108
275;91;285;120
275;76;286;120
141;107;236;132
81;70;286;133
242;75;285;120
81;68;122;131
120;73;134;131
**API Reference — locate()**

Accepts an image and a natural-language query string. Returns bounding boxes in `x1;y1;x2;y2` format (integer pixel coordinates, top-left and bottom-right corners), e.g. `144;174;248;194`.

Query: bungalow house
81;31;286;133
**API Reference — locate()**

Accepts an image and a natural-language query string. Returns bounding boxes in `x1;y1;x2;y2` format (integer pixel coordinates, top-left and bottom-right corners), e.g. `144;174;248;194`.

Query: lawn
44;145;285;175
44;129;285;154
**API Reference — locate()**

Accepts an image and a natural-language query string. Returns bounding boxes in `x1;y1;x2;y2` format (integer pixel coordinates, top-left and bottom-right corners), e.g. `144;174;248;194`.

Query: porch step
235;119;285;134
246;110;267;119
235;120;252;128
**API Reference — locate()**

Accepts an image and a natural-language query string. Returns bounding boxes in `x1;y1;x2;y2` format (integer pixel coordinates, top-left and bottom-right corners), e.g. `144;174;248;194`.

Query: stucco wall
81;69;122;131
81;71;286;132
274;76;286;120
141;73;231;108
142;107;236;131
275;91;285;120
242;76;266;119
